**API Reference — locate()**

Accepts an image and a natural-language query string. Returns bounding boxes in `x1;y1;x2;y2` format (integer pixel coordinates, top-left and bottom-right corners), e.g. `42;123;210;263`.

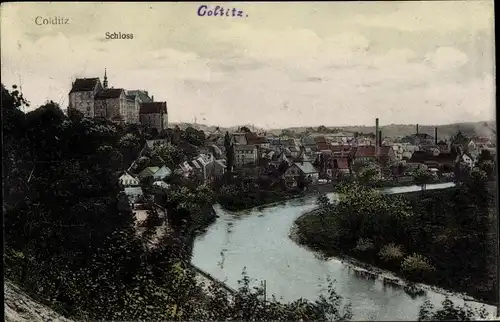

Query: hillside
5;281;73;322
169;121;495;139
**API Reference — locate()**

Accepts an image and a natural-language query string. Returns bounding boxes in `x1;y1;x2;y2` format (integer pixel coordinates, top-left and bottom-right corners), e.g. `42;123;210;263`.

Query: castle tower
103;68;108;89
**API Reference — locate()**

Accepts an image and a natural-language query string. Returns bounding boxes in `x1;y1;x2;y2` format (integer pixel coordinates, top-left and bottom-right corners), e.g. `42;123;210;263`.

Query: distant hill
169;121;496;139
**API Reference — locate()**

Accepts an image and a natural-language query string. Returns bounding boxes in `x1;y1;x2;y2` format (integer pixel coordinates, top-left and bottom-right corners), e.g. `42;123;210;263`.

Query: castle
68;70;168;131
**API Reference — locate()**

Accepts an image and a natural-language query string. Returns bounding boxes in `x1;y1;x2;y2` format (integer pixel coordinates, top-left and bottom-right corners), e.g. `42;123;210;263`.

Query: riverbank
292;190;496;306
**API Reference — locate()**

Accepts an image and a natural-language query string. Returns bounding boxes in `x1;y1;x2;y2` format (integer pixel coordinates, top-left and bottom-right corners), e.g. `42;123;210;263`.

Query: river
192;182;496;320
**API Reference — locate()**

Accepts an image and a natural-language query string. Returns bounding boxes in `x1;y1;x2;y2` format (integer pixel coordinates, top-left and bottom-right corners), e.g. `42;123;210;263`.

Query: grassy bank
293;179;496;305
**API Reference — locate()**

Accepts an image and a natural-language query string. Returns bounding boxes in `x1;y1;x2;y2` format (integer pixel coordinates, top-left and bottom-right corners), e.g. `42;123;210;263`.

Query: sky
1;1;495;128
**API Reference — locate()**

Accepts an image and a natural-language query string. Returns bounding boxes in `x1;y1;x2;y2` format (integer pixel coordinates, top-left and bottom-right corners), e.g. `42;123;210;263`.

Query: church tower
103;68;108;89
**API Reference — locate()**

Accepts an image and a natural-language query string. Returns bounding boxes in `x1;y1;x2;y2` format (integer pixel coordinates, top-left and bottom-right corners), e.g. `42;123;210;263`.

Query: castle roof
139;102;167;114
95;88;125;99
127;90;153;103
70;78;100;93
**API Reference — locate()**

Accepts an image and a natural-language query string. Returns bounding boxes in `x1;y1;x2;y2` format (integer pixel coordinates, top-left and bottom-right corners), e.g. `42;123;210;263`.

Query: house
315;136;331;151
152;165;172;181
468;137;494;159
205;159;227;182
331;145;352;158
462;153;475;168
124;186;144;205
331;158;350;174
94;88;128;123
234;145;258;167
378;146;397;166
412;133;434;146
138;166;160;180
68;77;103;117
178;161;194;176
152;180;170;189
232;133;248;145
284;161;319;186
352;146;376;164
408;151;459;172
288;146;301;158
324;132;353;144
139;102;168;132
315;149;352;179
301;136;317;151
205;133;224;146
119;172;140;186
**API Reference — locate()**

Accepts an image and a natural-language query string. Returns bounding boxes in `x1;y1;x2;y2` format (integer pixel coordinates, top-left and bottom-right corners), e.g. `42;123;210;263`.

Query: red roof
314;136;327;144
472;137;491;144
333;157;349;169
331;145;351;153
355;146;376;157
317;143;331;151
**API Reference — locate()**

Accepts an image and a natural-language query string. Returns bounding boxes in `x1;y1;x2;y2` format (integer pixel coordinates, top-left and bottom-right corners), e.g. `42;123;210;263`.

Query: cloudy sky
1;1;495;128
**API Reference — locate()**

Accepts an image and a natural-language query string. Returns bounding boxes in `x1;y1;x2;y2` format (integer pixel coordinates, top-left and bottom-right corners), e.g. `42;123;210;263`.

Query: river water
192;182;496;320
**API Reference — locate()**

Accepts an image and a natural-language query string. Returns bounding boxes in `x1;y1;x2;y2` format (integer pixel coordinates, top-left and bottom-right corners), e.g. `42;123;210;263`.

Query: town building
124;186;144;205
94;88;127;123
119;172;140;187
68;77;103;118
139;102;168;132
284;161;319;186
234;145;258;167
152;165;172;181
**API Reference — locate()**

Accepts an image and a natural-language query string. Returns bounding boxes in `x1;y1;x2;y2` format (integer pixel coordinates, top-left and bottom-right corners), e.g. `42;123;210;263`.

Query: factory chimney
379;130;382;147
375;118;380;156
416;124;419;134
434;127;438;145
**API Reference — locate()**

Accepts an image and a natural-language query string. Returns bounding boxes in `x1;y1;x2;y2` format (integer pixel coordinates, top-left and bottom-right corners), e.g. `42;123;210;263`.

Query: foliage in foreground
418;297;489;321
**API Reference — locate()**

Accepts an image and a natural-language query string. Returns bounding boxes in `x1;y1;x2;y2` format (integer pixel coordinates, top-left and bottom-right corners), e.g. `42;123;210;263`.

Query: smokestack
379;130;382;147
375;118;380;156
152;95;154;101
434;127;438;145
416;124;419;134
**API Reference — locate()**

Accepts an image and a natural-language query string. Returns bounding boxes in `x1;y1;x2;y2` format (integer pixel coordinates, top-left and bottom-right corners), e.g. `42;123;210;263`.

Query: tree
153;142;185;169
418;297;488;321
183;126;206;146
450;130;469;147
317;125;330;133
240;126;251;133
356;163;381;187
224;132;234;178
411;167;434;193
196;273;352;321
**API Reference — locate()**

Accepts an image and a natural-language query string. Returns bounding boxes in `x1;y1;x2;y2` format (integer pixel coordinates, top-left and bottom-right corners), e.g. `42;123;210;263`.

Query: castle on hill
68;69;168;131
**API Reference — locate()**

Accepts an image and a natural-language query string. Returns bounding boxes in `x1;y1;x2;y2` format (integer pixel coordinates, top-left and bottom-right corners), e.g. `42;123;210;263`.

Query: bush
354;238;375;252
401;253;435;277
378;243;405;262
418;297;488;321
